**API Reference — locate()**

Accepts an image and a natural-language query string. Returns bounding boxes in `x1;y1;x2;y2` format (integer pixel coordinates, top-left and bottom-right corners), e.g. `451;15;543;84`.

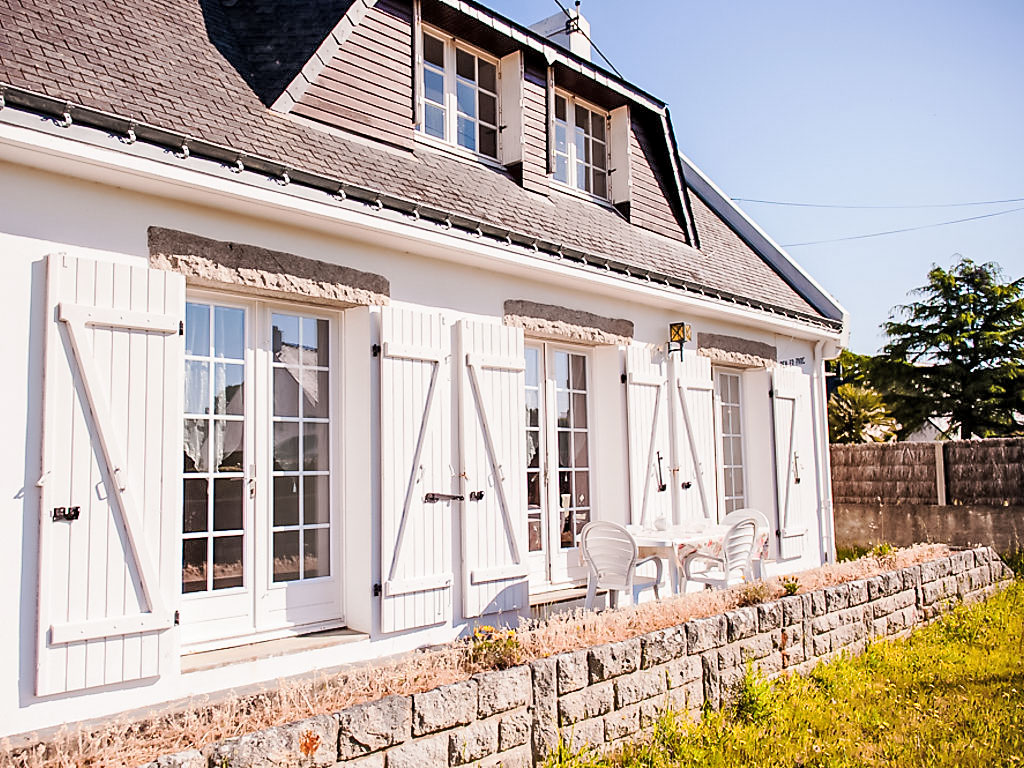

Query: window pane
528;511;542;553
555;123;567;153
424;67;444;106
554;352;569;389
302;317;329;367
574;471;590;507
184;360;209;415
576;162;588;192
303;370;330;419
274;367;300;417
183;478;208;533
478;60;496;91
527;430;540;468
527;472;541;508
303;527;330;579
274;475;300;526
526;389;540;428
554;155;567;183
456;48;475;80
593;170;607;199
479;125;497;159
525;347;539;385
304;475;330;524
303;422;330;471
573;432;589;468
183;419;208;472
575;104;589;133
273;422;300;471
556;392;570;428
272;314;300;363
457;115;476;151
214;363;244;415
555;95;566;121
592;113;605;140
457;80;476;117
273;531;300;582
213;477;243;531
479;93;496;125
570;355;587;390
423;34;444;67
182;538;207;593
572;393;587;427
184;303;210;357
424;103;445;139
214;306;244;360
558;471;571;503
212;536;243;589
214;420;244;472
593;142;606;169
560;508;573;548
557;431;570;467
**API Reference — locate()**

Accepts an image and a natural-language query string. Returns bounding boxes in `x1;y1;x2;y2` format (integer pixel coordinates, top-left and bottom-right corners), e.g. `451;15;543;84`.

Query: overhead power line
781;206;1024;248
736;196;1024;210
551;0;623;78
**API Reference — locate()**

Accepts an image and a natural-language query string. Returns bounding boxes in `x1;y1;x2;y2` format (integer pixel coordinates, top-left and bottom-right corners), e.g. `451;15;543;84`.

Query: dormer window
420;29;499;160
553;92;608;199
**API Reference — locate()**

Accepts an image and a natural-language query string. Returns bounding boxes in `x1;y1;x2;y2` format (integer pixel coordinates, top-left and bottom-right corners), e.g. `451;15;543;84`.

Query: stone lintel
696;332;777;369
148;227;389;308
503;300;633;346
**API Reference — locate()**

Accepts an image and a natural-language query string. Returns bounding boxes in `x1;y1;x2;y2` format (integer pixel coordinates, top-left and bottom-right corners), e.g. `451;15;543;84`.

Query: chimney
528;3;591;62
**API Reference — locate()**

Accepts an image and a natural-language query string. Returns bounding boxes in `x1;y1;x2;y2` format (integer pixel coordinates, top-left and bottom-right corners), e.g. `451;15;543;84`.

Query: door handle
424;492;464;503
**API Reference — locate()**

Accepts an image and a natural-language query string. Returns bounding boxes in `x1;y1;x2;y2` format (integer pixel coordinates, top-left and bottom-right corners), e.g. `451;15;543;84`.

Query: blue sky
487;0;1024;353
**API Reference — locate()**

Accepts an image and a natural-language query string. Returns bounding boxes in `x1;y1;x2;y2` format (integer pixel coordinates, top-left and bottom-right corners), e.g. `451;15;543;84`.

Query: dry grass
1;543;950;768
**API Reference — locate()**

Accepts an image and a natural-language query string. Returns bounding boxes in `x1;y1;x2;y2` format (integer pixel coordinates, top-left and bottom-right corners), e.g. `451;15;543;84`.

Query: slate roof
0;0;828;322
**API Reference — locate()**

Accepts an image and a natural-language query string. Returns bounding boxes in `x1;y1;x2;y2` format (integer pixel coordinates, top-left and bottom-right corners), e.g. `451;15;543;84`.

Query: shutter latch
52;506;80;522
373;583;382;597
179;320;184;336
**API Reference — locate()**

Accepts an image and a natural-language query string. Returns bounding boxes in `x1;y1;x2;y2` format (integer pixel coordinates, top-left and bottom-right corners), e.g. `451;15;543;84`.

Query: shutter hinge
373;583;382;597
768;388;774;398
178;320;184;336
372;343;381;357
620;373;627;384
174;610;180;626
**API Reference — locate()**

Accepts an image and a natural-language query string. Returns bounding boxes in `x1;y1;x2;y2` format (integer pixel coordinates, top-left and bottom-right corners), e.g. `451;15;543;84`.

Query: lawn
547;580;1024;768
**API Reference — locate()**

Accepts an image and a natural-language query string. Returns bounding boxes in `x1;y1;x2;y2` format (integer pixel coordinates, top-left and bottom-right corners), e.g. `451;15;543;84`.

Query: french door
525;343;593;587
714;369;747;516
180;295;342;648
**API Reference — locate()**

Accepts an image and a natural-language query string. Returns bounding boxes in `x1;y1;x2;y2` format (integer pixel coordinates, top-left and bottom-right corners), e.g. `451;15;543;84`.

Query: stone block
808;590;827;616
614;667;667;708
755;652;783;676
209;715;338;768
811;634;831;657
866;576;885;601
385;734;447;768
565;718;605;752
531;657;556;707
143;750;206;768
824;584;850;612
449;719;499;765
739;633;774;662
665;656;701;689
847;579;868;606
780;625;805;667
498;710;531;751
530;713;558;765
476;666;531;717
343;753;386;768
757;601;782;632
604;705;641;741
639;697;664;727
412;679;477;736
726;607;758;642
556;651;588;694
780;595;804;625
588;638;640;682
701;652;721;710
717;643;740;670
871;617;887;637
811;612;840;635
640;625;687;668
686;616;726;653
479;745;532;768
338;696;411;760
558;682;614;725
901;565;921;591
682;678;705;711
719;665;745;699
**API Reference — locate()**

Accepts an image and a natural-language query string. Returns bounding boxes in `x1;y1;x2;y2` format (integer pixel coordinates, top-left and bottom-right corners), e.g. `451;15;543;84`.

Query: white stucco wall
0;144;834;736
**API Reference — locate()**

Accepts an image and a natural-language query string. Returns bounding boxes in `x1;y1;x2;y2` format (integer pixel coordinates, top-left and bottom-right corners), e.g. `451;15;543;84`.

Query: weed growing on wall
781;577;800;595
735;581;771;607
467;625;523;670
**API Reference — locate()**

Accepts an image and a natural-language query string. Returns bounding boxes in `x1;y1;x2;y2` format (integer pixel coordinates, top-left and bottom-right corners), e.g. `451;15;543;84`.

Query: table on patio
626;521;732;595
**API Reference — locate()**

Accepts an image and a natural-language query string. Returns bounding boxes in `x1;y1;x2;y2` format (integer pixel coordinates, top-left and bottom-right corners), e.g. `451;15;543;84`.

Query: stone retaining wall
146;547;1012;768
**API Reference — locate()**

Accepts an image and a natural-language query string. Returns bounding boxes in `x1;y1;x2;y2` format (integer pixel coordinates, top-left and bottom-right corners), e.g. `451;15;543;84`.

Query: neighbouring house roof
0;0;844;330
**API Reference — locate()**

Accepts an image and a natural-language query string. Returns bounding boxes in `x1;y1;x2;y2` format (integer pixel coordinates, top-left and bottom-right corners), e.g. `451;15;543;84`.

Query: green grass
545;581;1024;768
836;542;894;562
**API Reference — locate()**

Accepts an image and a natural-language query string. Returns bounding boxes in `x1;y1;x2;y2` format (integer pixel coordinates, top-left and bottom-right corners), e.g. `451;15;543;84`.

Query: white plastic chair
580;522;663;610
721;508;772;580
683;518;758;589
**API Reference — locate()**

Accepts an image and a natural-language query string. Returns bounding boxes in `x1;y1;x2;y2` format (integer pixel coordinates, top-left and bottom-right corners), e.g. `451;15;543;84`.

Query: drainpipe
811;340;837;562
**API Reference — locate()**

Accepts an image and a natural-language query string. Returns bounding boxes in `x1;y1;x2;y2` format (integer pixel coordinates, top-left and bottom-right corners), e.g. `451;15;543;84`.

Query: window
421;29;498;159
525;343;592;586
553;93;608;198
716;371;746;515
180;297;341;647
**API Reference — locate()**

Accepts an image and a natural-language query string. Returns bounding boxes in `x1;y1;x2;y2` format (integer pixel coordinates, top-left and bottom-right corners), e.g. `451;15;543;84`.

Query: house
0;0;848;738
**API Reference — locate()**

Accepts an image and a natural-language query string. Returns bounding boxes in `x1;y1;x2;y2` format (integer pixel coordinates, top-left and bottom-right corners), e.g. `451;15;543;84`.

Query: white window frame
419;25;500;161
714;369;748;517
552;90;610;200
179;290;346;652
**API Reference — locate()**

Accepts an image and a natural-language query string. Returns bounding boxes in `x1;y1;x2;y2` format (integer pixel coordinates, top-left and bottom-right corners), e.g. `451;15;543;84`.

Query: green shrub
781;577;800;595
731;663;776;724
735;581;771;607
467;624;522;670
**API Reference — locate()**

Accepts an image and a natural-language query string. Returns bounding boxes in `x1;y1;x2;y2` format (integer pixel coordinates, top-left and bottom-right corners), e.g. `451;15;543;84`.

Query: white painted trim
50;614;175;645
382;342;445;363
383;574;453;596
470;565;528;584
0;115;841;342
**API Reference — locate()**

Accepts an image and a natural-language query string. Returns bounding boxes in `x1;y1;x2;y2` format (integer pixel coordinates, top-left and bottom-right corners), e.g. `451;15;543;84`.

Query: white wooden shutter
770;365;815;559
625;344;672;526
498;51;525;167
37;254;183;696
458;320;528;618
379;306;453;633
672;350;717;521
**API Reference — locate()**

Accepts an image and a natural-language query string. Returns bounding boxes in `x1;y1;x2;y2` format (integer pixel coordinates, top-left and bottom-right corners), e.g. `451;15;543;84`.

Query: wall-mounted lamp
667;321;691;355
